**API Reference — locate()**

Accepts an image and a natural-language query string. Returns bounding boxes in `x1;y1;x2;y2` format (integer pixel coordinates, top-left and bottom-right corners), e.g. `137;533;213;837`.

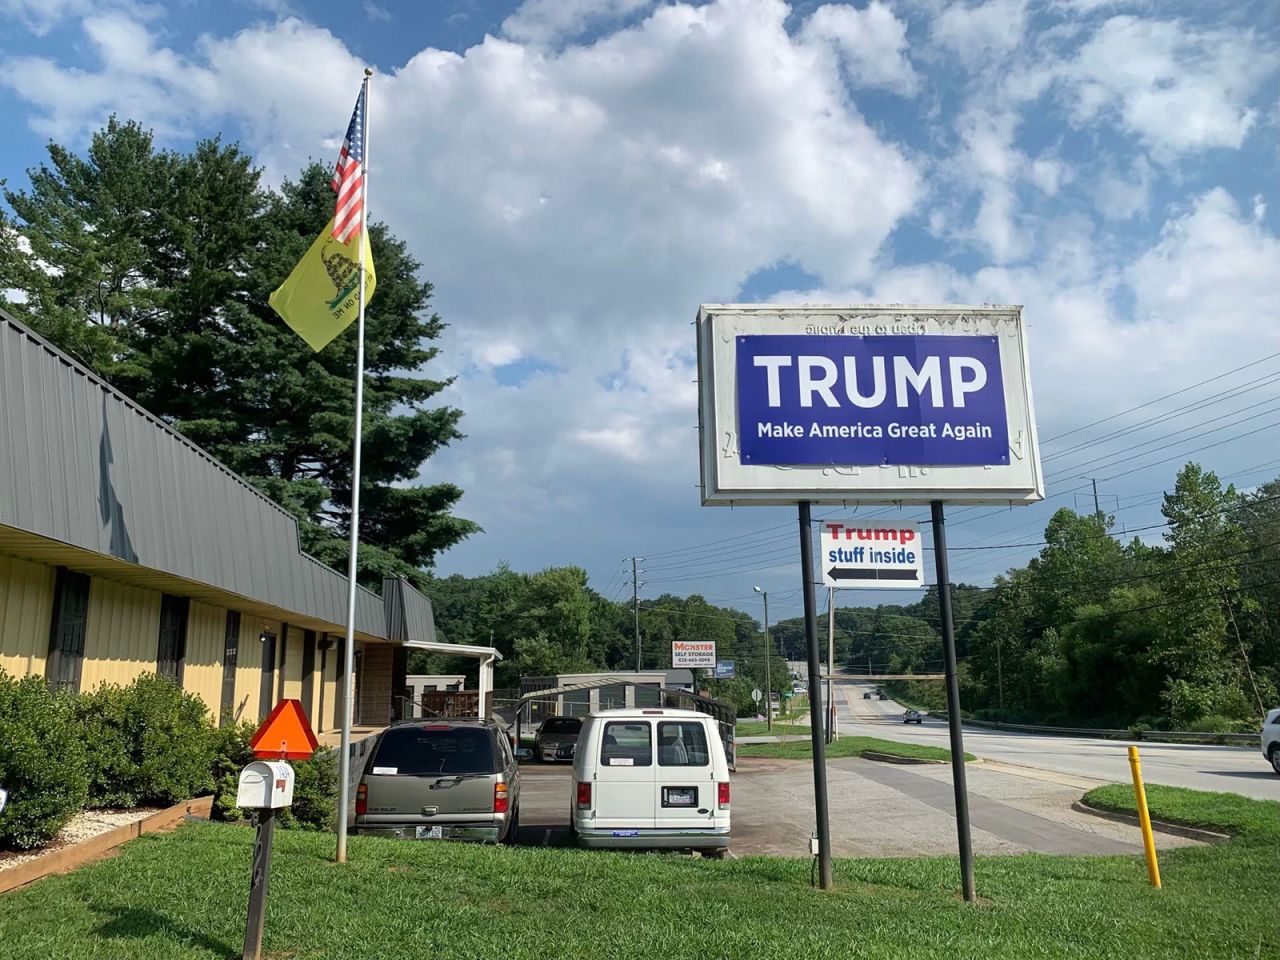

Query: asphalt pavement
831;677;1280;801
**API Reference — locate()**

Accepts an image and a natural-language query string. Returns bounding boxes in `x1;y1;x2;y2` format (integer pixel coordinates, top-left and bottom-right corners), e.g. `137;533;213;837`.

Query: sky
1;0;1279;628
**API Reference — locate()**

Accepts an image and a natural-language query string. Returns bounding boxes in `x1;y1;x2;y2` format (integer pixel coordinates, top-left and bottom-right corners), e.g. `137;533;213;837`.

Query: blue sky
2;0;1279;626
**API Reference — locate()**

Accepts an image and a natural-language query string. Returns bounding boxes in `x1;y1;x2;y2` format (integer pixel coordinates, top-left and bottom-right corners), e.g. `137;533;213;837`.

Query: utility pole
1091;478;1103;523
754;586;772;731
631;557;642;672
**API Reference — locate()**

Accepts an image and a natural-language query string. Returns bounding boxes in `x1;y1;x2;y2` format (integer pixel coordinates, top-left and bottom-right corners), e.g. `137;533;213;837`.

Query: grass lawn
738;734;974;763
1;786;1275;959
733;718;807;737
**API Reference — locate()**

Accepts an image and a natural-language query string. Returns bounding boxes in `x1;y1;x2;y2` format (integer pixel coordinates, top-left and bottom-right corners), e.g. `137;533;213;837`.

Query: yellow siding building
0;309;442;731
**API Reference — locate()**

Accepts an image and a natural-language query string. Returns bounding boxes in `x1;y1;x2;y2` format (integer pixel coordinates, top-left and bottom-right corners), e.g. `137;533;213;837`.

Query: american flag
330;86;366;244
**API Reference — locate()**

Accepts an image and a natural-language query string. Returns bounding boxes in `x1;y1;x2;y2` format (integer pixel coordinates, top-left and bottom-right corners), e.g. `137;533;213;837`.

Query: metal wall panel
80;578;162;691
185;600;225;724
0;311;438;643
382;577;437;644
0;554;55;678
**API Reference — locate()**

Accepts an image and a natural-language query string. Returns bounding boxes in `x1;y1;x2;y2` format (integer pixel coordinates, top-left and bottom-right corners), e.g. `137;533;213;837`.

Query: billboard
821;520;922;589
696;305;1043;505
672;640;716;668
714;660;736;679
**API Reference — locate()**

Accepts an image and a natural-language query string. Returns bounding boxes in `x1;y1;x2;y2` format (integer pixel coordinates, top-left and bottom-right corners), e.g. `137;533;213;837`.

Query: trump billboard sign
696;305;1043;505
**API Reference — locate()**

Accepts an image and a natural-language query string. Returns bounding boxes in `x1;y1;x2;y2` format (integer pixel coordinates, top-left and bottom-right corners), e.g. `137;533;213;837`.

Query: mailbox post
237;700;316;960
238;760;295;960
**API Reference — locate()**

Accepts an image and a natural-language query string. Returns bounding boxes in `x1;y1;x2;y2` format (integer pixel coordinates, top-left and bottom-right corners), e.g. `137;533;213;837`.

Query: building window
258;632;277;722
156;594;190;684
46;569;90;694
220;611;241;726
300;630;317;725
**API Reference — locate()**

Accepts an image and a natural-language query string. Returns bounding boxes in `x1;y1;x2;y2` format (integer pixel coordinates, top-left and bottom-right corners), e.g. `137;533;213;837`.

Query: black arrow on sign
827;567;920;582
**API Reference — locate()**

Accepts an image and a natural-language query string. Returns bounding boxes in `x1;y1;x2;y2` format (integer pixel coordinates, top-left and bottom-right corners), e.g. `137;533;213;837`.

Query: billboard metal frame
696;303;1044;506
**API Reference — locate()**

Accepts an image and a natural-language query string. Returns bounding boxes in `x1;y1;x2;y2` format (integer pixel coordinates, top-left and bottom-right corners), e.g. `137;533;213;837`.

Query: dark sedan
535;716;582;762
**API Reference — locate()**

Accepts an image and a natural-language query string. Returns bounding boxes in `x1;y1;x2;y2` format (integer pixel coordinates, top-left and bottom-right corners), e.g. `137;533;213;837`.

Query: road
831;676;1280;801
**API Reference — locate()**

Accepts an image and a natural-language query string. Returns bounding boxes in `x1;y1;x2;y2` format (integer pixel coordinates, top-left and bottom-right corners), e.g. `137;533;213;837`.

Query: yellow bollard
1127;746;1161;889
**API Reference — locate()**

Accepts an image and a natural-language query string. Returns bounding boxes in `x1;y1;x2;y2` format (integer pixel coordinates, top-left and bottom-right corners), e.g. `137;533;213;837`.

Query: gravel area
0;808;160;873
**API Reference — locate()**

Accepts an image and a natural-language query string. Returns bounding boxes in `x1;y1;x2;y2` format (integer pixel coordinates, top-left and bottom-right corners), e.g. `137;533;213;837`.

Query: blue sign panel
736;335;1009;467
714;660;736;679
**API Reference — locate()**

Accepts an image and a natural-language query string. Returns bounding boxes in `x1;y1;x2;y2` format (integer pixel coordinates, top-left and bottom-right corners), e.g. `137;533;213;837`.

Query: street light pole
754;586;771;731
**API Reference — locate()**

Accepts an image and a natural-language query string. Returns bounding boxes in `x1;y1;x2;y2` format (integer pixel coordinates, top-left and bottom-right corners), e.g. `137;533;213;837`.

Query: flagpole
336;67;372;865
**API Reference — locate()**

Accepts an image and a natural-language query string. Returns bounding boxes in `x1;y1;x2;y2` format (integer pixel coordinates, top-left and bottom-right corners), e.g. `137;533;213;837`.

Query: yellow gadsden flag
269;217;376;352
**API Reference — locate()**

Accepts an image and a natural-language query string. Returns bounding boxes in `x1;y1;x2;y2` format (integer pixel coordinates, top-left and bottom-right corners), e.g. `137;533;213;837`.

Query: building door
259;632;277;721
220;611;241;726
156;595;189;684
333;637;346;731
46;569;90;694
300;630;317;725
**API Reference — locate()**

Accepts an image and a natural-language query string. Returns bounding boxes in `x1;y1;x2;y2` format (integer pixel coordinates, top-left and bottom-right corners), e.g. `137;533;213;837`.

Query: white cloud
501;0;655;46
362;0;391;22
1093;156;1152;219
801;2;921;96
931;0;1029;65
0;0;158;36
1127;188;1280;327
1056;15;1276;157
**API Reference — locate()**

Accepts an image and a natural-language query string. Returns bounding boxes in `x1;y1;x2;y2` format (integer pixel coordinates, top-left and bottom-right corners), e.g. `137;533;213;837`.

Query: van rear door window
370;726;496;776
657;721;710;766
601;722;652;766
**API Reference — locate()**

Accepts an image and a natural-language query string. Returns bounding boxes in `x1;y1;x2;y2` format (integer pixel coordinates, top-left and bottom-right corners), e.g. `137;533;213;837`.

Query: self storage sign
672;641;716;669
821;521;922;589
737;334;1008;467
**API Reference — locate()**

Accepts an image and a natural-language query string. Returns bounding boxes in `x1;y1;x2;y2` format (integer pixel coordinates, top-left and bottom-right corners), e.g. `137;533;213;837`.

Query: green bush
0;671;89;850
76;675;216;808
210;721;337;831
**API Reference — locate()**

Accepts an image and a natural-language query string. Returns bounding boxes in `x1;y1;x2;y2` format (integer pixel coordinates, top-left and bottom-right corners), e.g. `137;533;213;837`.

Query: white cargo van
571;708;730;854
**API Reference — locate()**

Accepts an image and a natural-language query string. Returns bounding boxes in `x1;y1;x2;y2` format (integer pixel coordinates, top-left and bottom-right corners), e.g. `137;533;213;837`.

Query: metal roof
0;308;436;642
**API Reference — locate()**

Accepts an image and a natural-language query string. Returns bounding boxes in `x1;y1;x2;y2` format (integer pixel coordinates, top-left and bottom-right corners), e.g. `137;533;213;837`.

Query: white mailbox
236;761;295;809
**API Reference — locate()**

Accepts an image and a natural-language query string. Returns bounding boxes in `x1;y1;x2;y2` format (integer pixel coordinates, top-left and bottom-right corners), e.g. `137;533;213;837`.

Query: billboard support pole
799;501;833;890
930;499;975;902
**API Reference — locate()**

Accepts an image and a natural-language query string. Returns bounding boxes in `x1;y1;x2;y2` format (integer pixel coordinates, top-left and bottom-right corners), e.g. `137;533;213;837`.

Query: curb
860;750;946;765
1070;801;1231;845
0;796;213;895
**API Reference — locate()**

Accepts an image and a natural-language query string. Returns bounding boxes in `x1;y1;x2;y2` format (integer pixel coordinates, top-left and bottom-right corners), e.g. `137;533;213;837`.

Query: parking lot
514;754;1202;857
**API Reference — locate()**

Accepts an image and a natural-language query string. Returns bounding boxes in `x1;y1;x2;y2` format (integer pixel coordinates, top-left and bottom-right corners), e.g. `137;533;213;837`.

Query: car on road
535;716;583;762
902;709;923;724
571;708;730;856
862;691;873;699
354;718;521;844
1264;708;1280;775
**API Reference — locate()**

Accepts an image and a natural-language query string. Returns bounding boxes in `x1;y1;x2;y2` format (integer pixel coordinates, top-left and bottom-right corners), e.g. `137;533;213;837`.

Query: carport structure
401;640;503;718
512;677;738;769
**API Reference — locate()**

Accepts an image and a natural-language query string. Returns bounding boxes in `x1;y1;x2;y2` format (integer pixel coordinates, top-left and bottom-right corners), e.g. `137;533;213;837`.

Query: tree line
767;462;1276;732
0;119;476;589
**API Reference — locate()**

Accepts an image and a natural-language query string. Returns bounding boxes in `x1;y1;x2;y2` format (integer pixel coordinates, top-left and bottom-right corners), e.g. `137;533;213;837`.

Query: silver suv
1264;709;1280;776
354;719;521;843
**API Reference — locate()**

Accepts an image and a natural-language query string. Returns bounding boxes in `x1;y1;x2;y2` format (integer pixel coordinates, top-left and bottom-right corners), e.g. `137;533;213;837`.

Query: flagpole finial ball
364;67;373;77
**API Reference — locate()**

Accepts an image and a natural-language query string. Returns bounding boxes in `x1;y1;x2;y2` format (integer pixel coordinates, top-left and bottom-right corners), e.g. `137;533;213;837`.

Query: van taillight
356;783;368;816
717;782;730;809
494;782;510;814
576;781;592;809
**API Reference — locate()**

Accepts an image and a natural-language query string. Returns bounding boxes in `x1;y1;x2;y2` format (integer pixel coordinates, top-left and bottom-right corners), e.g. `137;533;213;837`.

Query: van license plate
415;826;443;839
662;787;697;807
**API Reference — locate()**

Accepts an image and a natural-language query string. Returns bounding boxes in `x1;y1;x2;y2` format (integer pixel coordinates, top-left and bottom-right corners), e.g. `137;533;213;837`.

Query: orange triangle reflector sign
250;699;320;760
